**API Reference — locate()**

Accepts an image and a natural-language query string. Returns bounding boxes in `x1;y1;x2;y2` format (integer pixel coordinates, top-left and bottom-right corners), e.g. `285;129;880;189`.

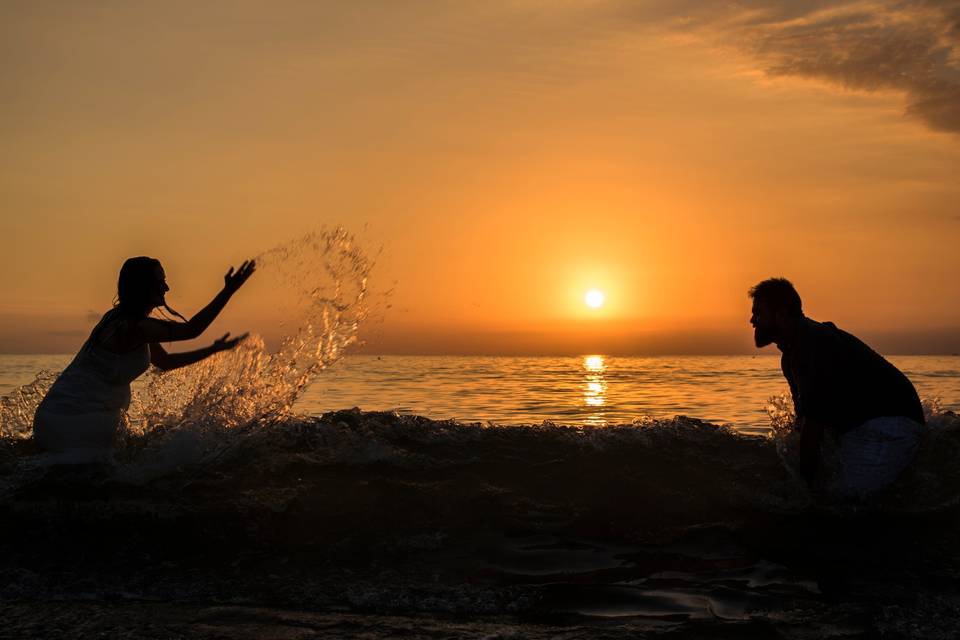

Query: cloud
629;0;960;134
747;1;960;133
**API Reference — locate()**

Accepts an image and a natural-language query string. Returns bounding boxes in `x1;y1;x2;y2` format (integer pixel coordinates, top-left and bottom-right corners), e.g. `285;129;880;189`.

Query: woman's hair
90;257;181;345
117;256;186;320
91;257;186;346
116;256;164;318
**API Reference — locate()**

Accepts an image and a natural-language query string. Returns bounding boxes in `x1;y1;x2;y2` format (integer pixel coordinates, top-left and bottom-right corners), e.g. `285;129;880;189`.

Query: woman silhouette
33;257;256;462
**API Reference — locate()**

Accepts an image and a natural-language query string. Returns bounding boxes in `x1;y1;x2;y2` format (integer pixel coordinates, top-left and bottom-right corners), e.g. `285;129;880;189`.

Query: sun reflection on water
584;381;605;406
582;355;608;424
584;355;605;372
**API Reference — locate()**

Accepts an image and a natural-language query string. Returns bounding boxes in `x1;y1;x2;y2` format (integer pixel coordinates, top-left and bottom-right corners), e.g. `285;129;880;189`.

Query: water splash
765;393;799;476
0;227;374;457
124;228;374;470
0;372;57;439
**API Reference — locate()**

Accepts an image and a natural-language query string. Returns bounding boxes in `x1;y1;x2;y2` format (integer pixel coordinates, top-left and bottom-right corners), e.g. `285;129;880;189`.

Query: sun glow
584;289;605;308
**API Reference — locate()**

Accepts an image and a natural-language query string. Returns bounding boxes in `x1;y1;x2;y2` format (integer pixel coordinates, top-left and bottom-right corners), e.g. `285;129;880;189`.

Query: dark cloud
624;0;960;134
742;1;960;133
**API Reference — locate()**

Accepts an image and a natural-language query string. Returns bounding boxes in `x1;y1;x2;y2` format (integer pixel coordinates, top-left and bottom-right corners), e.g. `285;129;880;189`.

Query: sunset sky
2;1;959;355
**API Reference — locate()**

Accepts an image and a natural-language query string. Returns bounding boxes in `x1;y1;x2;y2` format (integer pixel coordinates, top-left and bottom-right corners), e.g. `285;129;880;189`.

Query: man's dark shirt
779;317;925;432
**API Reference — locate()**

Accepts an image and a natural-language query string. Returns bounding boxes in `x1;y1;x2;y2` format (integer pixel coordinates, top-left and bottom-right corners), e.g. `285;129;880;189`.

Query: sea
1;353;959;436
2;231;959;638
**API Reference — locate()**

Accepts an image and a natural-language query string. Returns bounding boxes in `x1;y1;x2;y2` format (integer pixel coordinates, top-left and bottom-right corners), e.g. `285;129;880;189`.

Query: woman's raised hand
224;259;256;294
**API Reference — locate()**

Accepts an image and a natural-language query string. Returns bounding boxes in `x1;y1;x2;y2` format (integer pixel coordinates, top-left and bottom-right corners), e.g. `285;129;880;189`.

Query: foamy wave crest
124;411;813;541
0;372;57;439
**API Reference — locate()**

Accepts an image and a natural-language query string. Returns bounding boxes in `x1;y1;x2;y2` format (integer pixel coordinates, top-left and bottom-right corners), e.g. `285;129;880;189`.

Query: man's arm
796;415;825;484
149;333;248;371
781;355;800;416
787;338;832;485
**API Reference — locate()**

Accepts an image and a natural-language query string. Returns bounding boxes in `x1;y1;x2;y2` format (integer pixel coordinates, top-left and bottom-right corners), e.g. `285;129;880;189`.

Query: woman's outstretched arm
139;260;256;344
149;333;249;371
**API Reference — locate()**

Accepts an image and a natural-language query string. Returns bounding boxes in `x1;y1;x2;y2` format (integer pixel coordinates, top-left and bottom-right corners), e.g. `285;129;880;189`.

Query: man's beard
754;326;774;348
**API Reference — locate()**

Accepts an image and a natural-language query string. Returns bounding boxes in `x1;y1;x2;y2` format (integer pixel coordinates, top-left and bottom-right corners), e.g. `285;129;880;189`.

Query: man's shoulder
800;317;835;332
791;318;851;355
797;317;882;361
798;317;852;342
795;317;836;345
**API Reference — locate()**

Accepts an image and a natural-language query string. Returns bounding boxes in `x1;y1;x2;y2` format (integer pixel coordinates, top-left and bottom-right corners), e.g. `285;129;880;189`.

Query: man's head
748;278;803;347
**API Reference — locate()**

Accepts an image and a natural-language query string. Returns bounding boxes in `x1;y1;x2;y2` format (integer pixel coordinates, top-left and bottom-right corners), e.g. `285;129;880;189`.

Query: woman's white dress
33;313;150;463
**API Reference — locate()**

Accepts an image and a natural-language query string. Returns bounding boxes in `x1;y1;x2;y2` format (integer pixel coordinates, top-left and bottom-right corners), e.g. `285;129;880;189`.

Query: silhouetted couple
750;278;925;501
30;258;926;501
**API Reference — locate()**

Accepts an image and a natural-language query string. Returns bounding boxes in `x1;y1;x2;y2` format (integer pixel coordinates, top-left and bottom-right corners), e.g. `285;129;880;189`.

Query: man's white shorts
830;416;923;500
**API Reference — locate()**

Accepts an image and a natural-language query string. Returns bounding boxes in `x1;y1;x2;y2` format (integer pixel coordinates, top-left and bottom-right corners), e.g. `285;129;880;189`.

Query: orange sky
2;2;959;355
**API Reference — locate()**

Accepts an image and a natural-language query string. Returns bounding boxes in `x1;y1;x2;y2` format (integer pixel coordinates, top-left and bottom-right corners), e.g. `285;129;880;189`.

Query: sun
584;289;605;309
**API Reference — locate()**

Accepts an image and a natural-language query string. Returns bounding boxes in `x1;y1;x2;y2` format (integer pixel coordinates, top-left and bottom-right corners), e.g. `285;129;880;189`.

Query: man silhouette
749;278;925;499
